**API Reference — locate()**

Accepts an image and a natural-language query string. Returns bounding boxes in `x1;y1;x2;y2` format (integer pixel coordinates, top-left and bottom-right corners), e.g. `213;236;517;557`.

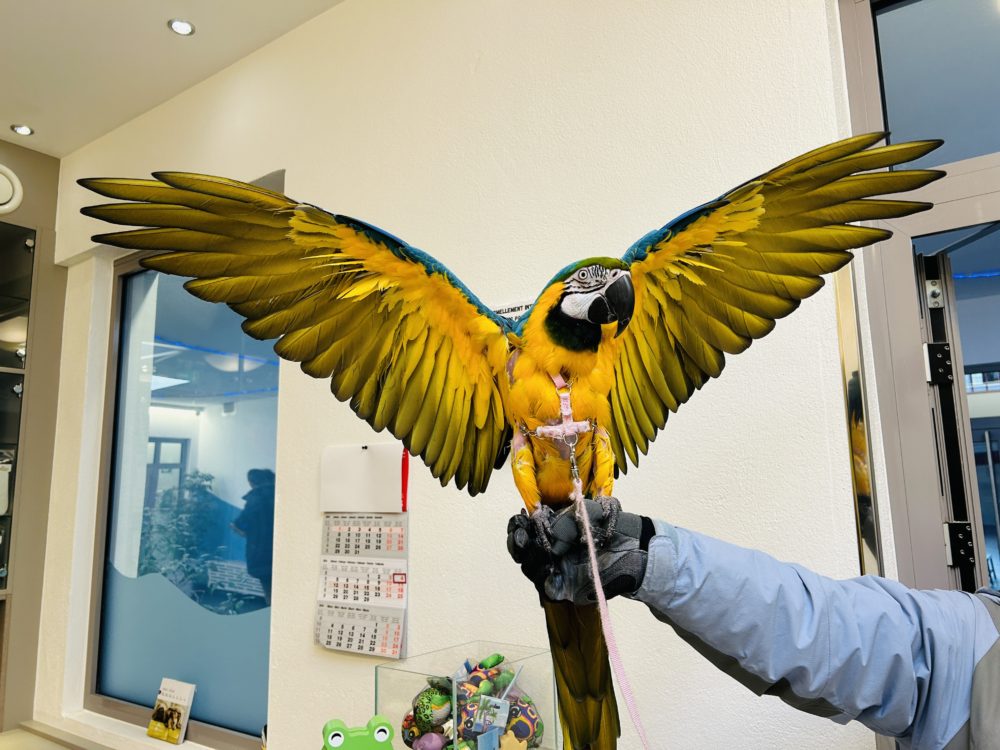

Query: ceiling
149;271;279;406
0;0;344;157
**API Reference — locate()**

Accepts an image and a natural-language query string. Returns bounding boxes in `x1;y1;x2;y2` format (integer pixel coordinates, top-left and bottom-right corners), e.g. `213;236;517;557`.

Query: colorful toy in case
322;716;394;749
401;710;423;746
412;686;452;733
400;653;545;749
505;697;542;745
412;733;449;750
499;732;529;750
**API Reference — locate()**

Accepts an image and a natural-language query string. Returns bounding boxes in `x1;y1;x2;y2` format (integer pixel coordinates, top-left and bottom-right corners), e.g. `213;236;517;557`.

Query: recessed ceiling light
167;18;195;36
10;124;33;136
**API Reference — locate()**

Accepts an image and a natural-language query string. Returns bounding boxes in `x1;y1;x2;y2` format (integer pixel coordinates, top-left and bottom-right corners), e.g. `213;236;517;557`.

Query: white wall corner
35;255;115;723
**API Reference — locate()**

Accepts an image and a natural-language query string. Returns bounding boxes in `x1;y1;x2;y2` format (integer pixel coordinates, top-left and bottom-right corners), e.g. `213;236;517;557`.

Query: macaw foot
592;495;622;547
529;505;558;555
523;497;623;559
529;504;584;558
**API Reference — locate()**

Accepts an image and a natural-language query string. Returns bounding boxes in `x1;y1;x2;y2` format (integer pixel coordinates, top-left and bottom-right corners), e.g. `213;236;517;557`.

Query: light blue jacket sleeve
632;521;998;749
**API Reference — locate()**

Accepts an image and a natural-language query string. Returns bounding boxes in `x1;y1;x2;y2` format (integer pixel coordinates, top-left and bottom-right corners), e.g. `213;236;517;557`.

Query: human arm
508;501;998;749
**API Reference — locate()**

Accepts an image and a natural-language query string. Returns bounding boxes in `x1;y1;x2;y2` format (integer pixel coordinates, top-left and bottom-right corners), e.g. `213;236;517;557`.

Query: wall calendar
315;512;408;659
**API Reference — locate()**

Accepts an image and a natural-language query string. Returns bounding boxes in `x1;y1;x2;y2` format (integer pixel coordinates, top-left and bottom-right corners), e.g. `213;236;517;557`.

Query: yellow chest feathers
505;343;618;429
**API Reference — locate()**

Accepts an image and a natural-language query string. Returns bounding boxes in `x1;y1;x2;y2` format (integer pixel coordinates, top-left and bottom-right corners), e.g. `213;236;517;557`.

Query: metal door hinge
924;342;954;385
944;522;976;571
925;279;944;308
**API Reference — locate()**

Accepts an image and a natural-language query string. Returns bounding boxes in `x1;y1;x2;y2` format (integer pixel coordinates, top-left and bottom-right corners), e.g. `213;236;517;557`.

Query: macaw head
540;257;634;351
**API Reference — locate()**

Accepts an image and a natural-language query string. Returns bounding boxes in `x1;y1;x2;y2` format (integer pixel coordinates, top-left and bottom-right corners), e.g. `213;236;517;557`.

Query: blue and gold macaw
81;132;943;750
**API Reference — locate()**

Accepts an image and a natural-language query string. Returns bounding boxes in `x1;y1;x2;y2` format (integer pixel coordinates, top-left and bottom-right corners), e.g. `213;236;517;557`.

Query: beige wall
42;1;872;748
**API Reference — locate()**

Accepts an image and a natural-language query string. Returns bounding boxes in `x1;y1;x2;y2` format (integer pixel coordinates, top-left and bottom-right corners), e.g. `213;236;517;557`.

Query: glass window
98;269;278;736
974;424;1000;587
0;220;33;369
913;222;1000;371
0;372;22;587
875;0;1000;168
0;219;31;590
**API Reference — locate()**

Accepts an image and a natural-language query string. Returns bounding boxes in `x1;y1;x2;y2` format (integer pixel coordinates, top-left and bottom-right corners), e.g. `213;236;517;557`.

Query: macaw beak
587;273;635;337
608;273;635;336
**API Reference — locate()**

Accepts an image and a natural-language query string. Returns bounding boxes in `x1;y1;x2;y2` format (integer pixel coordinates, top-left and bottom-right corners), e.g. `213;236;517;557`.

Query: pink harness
532;373;592;447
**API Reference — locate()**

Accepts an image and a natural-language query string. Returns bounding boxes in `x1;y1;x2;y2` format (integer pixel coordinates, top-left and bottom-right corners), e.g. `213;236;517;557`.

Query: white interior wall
196;398;277;506
148;406;200;460
41;1;872;748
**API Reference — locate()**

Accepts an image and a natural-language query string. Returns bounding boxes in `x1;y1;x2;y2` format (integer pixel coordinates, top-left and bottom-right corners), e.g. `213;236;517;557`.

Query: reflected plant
138;471;267;614
139;471;216;591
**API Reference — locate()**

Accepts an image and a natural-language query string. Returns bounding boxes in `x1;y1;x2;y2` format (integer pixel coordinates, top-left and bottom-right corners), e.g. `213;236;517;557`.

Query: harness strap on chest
533;373;592;442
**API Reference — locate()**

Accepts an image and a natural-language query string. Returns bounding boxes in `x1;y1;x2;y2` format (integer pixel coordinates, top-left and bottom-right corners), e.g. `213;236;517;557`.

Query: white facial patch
560;289;603;320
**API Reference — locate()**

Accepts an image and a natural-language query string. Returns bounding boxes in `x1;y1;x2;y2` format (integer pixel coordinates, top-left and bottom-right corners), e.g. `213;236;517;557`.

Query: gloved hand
506;497;654;605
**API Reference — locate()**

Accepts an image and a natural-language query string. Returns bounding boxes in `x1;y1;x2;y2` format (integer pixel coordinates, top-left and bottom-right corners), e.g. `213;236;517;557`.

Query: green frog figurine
322;716;394;749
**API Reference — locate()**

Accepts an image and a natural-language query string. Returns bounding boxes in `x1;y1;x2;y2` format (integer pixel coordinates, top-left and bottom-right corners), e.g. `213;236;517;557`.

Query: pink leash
540;376;651;749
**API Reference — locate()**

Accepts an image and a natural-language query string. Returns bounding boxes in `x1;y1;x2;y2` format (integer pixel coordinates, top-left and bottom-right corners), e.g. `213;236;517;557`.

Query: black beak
606;273;634;337
586;273;635;336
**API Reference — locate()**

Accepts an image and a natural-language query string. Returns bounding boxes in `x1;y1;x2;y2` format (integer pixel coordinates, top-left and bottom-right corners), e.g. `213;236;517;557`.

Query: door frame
839;0;1000;589
867;220;996;590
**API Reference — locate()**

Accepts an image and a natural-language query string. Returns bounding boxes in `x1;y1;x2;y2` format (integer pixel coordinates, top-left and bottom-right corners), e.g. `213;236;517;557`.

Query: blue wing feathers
622;198;730;264
330;212;514;334
331;213;410;254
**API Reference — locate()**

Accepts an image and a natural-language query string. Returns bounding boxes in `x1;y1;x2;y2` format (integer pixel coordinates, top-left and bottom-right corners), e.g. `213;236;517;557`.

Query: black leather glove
506;497;654;605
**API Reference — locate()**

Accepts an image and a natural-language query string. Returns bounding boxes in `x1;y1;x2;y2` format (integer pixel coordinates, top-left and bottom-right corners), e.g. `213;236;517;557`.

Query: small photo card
147;678;196;745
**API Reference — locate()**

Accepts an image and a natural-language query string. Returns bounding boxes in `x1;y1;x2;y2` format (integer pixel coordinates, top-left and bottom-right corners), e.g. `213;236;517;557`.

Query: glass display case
0;220;34;588
375;641;558;750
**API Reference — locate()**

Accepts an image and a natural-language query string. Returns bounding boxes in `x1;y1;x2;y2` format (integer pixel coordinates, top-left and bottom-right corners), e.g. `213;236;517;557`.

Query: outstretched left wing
81;173;513;495
607;132;944;469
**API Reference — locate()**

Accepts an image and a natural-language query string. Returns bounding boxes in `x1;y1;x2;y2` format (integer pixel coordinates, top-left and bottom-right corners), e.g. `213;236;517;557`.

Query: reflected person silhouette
233;468;275;604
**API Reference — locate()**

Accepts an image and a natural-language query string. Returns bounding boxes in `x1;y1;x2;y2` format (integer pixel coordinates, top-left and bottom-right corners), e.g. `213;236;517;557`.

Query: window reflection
110;272;279;614
99;269;277;735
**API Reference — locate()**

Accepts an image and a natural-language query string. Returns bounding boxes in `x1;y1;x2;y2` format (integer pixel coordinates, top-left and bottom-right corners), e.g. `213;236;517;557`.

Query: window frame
84;251;262;750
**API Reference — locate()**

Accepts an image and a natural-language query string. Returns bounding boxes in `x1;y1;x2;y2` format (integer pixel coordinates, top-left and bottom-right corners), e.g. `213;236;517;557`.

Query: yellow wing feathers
81;173;512;495
609;133;945;469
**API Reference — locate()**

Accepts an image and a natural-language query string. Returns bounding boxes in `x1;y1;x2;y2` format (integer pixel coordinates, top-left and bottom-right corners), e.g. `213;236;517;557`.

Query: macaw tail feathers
543;599;620;750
